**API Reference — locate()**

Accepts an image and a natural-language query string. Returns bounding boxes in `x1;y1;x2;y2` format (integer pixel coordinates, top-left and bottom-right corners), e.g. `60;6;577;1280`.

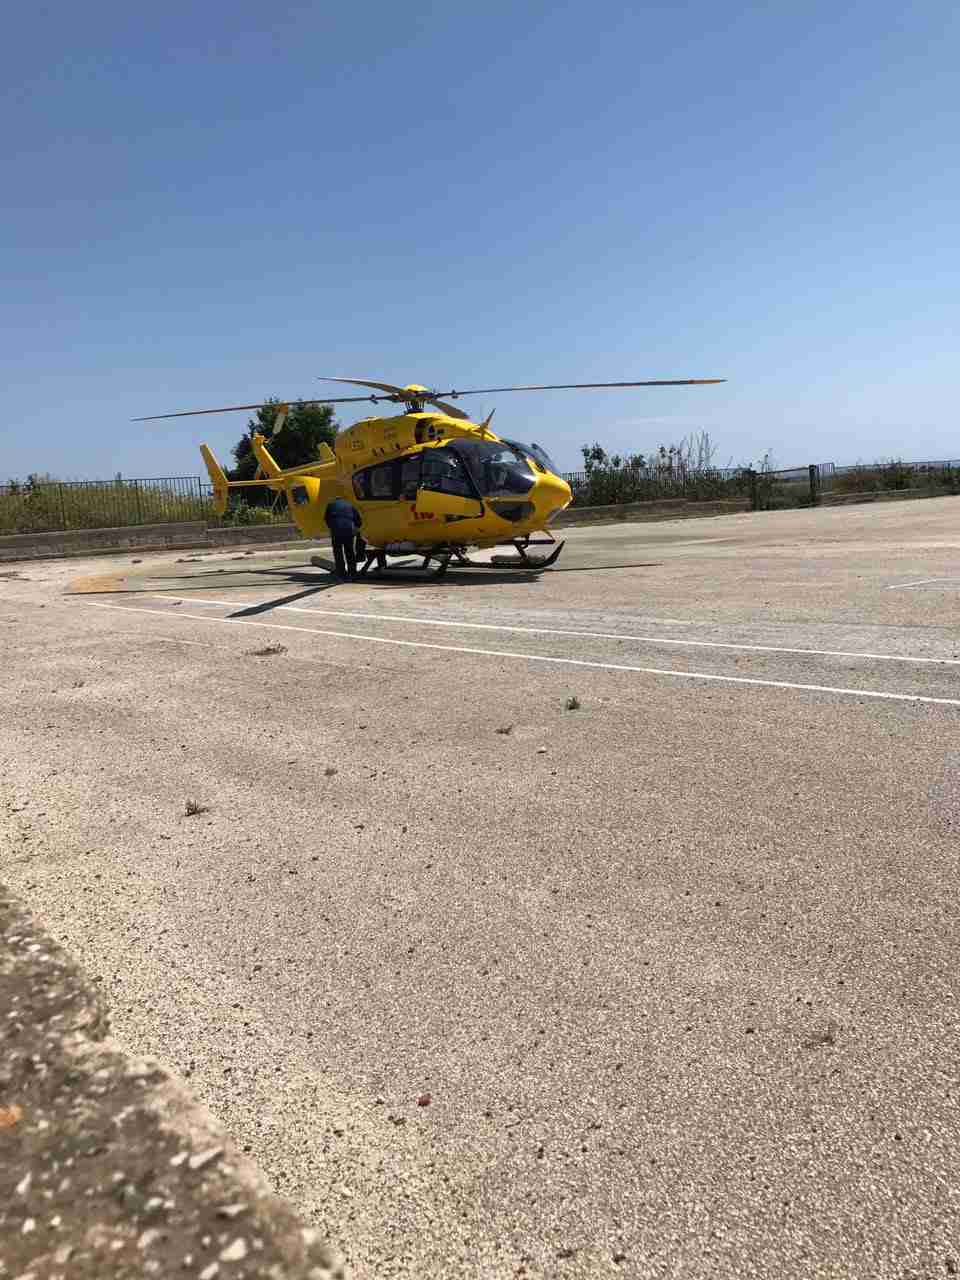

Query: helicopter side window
291;485;310;505
354;461;399;500
421;448;473;498
400;455;421;501
369;461;397;499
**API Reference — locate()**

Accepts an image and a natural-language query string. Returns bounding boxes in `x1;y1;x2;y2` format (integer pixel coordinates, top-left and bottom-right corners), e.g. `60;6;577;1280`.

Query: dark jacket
324;498;361;536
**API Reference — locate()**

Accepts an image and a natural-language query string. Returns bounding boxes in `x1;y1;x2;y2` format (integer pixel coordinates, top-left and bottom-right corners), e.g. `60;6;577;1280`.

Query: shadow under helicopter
68;557;661;605
185;557;663;585
72;557;665;601
224;561;546;616
217;558;664;617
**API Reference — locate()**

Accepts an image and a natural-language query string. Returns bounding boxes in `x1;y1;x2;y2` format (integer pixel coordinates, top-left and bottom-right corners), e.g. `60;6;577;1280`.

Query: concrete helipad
2;497;960;1278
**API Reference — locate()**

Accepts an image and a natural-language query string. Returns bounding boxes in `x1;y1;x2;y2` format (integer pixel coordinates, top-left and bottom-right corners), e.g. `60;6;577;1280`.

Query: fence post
58;483;68;530
808;464;819;507
748;469;759;511
133;479;143;525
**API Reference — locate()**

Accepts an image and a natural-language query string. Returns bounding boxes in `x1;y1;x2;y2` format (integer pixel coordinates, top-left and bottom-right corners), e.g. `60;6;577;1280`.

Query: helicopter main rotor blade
132;394;384;422
134;376;726;423
317;377;470;420
429;379;727;400
319;376;413;397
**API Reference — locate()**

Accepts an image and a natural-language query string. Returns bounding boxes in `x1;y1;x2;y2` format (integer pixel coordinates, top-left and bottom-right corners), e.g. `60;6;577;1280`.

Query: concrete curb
0;526;326;564
0;886;351;1280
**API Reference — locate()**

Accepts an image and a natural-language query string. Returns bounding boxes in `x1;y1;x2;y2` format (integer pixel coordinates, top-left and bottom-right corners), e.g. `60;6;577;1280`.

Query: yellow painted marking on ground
66;574;126;594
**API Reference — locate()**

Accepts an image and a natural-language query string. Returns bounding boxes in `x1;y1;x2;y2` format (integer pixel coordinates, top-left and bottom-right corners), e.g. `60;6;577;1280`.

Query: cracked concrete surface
0;888;351;1279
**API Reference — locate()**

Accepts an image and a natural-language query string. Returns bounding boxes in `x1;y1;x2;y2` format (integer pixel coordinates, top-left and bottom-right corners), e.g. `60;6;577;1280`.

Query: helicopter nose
537;473;572;524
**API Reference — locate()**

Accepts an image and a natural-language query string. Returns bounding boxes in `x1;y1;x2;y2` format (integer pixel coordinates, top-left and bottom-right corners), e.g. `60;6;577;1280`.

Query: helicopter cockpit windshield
453;440;535;498
504;442;563;478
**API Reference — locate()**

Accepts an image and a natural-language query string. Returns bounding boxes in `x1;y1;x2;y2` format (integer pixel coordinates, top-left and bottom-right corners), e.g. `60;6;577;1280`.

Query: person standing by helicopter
324;496;362;578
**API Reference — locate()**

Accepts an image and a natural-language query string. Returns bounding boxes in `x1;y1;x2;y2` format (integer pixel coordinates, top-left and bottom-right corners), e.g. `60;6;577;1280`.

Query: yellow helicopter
136;375;725;576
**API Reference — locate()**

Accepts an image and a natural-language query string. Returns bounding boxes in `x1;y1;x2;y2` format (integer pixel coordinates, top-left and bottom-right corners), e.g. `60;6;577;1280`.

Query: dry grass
832;460;960;495
0;480;212;535
0;477;290;535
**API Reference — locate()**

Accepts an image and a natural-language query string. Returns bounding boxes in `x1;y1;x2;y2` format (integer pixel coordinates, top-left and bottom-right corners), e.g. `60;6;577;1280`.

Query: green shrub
217;501;287;527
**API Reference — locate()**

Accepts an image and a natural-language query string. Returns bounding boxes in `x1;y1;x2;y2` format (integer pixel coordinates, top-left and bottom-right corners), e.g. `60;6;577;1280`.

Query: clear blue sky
3;1;957;479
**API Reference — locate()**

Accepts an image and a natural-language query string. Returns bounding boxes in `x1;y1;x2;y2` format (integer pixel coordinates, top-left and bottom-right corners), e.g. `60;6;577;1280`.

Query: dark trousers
330;529;357;578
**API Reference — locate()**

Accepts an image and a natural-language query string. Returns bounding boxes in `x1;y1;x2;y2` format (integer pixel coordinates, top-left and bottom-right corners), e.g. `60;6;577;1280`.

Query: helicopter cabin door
351;455;421;544
416;447;484;521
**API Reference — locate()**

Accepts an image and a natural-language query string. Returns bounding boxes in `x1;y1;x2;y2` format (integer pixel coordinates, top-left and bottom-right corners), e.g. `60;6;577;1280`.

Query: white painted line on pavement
148;592;708;628
87;602;960;708
886;578;960;590
150;595;960;668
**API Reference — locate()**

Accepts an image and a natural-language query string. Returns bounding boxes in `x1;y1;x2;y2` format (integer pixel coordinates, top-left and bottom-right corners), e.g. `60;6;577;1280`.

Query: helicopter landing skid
351;551;452;580
351;537;565;579
450;538;566;571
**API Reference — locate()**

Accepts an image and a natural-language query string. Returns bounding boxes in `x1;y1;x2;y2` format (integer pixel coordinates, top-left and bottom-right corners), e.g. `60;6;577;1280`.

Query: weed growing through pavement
184;799;209;817
495;725;514;735
245;643;287;657
565;696;581;710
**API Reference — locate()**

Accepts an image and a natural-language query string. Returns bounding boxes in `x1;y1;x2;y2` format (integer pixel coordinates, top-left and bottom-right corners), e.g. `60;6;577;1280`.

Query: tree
581;443;609;474
228;399;338;507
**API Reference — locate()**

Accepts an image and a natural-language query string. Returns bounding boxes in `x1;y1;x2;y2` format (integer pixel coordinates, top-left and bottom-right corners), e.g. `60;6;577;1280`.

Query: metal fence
748;458;960;510
199;483;292;528
751;464;822;510
3;456;958;535
819;458;960;495
0;476;210;535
